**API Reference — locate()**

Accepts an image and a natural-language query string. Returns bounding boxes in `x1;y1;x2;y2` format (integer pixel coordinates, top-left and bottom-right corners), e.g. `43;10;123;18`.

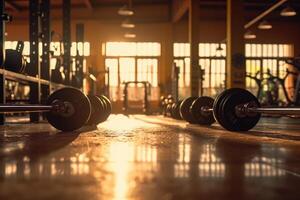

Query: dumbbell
162;95;173;116
179;96;215;125
0;88;110;131
170;100;183;120
159;96;166;114
165;96;175;117
86;94;112;125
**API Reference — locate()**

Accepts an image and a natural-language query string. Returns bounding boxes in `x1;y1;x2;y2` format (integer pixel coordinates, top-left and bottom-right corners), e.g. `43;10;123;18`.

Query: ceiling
4;0;300;22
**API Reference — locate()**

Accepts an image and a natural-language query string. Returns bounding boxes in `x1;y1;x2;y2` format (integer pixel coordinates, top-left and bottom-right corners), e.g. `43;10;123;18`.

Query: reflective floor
1;115;300;199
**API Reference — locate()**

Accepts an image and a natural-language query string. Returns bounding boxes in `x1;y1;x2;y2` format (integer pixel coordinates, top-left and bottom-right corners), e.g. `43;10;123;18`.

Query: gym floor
1;115;300;199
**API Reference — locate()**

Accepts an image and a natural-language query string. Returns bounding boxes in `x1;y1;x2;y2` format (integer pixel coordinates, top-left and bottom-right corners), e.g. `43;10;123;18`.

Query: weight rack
0;0;76;124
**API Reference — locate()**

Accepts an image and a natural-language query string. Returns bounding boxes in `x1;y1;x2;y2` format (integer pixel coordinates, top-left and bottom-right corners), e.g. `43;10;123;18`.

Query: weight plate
190;96;215;125
86;95;106;125
0;48;5;67
212;89;232;126
98;95;112;120
46;88;91;131
4;49;23;73
166;103;173;117
170;102;177;118
213;88;261;131
171;100;183;120
180;97;198;124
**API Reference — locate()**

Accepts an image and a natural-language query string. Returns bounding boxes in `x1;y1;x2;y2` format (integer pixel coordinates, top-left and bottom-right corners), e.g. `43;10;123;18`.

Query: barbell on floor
167;88;300;131
0;87;112;131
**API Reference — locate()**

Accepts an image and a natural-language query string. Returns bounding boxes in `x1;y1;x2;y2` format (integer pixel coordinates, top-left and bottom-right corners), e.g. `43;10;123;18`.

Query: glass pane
105;58;119;87
119;57;135;83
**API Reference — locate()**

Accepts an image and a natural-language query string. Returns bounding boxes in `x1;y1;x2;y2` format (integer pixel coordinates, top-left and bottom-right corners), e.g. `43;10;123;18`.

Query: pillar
226;0;246;88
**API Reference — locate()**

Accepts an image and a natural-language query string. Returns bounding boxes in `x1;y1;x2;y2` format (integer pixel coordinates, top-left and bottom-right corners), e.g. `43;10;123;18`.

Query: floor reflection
1;115;300;199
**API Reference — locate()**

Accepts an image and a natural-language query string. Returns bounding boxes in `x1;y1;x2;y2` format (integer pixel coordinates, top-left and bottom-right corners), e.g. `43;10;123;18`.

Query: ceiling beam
172;0;189;22
5;1;22;12
83;0;93;10
244;0;288;29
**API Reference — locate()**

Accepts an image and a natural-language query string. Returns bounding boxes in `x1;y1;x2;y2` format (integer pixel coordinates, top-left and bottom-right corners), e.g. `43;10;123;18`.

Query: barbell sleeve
247;107;300;116
201;105;300;116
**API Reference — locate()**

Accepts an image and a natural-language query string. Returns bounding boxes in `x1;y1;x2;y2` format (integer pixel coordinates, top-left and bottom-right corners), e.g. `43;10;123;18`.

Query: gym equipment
203;88;300;131
98;95;112;121
86;95;112;125
46;88;91;131
246;71;262;99
170;100;182;120
174;88;300;131
0;87;91;132
190;96;215;125
212;88;261;131
165;95;174;117
51;58;66;83
71;71;82;88
3;41;28;73
159;96;166;114
0;47;4;67
179;97;198;123
123;81;150;114
286;57;300;105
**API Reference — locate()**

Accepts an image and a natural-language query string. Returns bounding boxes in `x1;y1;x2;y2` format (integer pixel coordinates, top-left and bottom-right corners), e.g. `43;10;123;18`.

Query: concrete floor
1;114;300;200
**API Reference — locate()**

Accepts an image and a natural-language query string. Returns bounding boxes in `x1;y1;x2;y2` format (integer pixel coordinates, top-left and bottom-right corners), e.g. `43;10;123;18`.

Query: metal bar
244;0;288;29
28;0;40;77
75;23;84;88
206;106;300;116
40;0;51;81
248;107;300;116
0;0;5;124
29;0;41;122
0;104;52;113
62;0;71;84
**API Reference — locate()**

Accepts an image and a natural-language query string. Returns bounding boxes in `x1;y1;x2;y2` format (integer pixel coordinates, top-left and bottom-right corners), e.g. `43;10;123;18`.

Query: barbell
0;87;112;131
178;88;300;131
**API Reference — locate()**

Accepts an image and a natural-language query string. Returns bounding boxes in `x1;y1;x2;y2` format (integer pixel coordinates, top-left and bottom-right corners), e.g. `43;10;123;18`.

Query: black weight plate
166;103;173;117
98;95;112;120
0;47;5;66
86;95;106;125
4;49;23;73
180;97;198;123
46;88;91;131
214;88;261;131
190;96;215;125
170;102;177;118
171;100;183;120
213;89;232;126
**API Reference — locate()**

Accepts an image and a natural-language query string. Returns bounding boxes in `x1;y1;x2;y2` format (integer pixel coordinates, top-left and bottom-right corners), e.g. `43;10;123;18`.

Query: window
174;43;226;98
103;42;161;101
5;41;91;57
104;42;161;57
173;42;294;100
245;44;294;100
137;59;158;87
5;41;91;77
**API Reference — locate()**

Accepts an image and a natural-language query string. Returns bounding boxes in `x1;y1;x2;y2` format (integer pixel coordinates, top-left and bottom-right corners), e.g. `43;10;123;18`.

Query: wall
4;7;300;112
